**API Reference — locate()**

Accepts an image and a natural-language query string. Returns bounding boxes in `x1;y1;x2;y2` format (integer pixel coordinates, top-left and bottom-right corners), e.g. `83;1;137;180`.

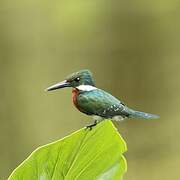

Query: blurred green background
0;0;180;179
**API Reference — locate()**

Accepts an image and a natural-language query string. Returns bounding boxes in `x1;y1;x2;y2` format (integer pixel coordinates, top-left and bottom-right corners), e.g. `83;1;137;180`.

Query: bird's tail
123;107;159;119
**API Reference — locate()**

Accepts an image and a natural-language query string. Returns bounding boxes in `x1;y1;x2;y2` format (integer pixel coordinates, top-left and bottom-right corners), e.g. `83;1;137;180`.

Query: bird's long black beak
46;80;70;91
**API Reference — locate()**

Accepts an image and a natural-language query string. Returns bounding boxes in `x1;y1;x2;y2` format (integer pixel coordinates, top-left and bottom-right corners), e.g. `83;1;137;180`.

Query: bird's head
46;69;96;91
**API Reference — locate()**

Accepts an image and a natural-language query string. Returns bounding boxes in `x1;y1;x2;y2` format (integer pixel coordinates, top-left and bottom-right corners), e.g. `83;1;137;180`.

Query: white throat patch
76;85;97;91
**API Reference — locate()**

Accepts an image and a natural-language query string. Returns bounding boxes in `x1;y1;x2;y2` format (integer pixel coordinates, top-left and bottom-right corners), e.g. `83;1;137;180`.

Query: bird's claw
86;120;98;130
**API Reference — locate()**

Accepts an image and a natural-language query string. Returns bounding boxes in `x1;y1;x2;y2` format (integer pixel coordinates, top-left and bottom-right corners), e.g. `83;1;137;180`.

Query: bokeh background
0;1;180;179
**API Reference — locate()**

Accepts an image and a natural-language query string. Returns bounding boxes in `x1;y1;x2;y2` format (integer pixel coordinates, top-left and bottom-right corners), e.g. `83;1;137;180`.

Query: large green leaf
8;121;127;180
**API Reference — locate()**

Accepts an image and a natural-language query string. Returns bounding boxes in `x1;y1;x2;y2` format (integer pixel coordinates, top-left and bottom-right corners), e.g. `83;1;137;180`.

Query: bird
46;69;159;129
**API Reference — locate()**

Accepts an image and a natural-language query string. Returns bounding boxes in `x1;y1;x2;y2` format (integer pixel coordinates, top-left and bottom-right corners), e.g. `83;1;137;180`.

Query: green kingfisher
46;70;159;128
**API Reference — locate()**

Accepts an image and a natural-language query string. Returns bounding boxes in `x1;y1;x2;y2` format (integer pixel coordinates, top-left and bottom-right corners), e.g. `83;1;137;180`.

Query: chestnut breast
72;88;81;111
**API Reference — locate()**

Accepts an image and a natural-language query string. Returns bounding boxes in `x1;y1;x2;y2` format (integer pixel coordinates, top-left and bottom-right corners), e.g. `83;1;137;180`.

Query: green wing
77;89;125;118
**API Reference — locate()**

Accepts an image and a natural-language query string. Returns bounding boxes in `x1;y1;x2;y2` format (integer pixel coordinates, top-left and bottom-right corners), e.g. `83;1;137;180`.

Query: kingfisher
46;70;159;128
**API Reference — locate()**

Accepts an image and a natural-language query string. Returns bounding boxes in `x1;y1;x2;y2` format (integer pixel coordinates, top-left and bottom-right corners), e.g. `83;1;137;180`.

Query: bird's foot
86;120;98;130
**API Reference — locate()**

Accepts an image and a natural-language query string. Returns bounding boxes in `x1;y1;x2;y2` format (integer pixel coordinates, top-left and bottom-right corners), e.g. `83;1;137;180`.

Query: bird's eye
74;77;80;82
